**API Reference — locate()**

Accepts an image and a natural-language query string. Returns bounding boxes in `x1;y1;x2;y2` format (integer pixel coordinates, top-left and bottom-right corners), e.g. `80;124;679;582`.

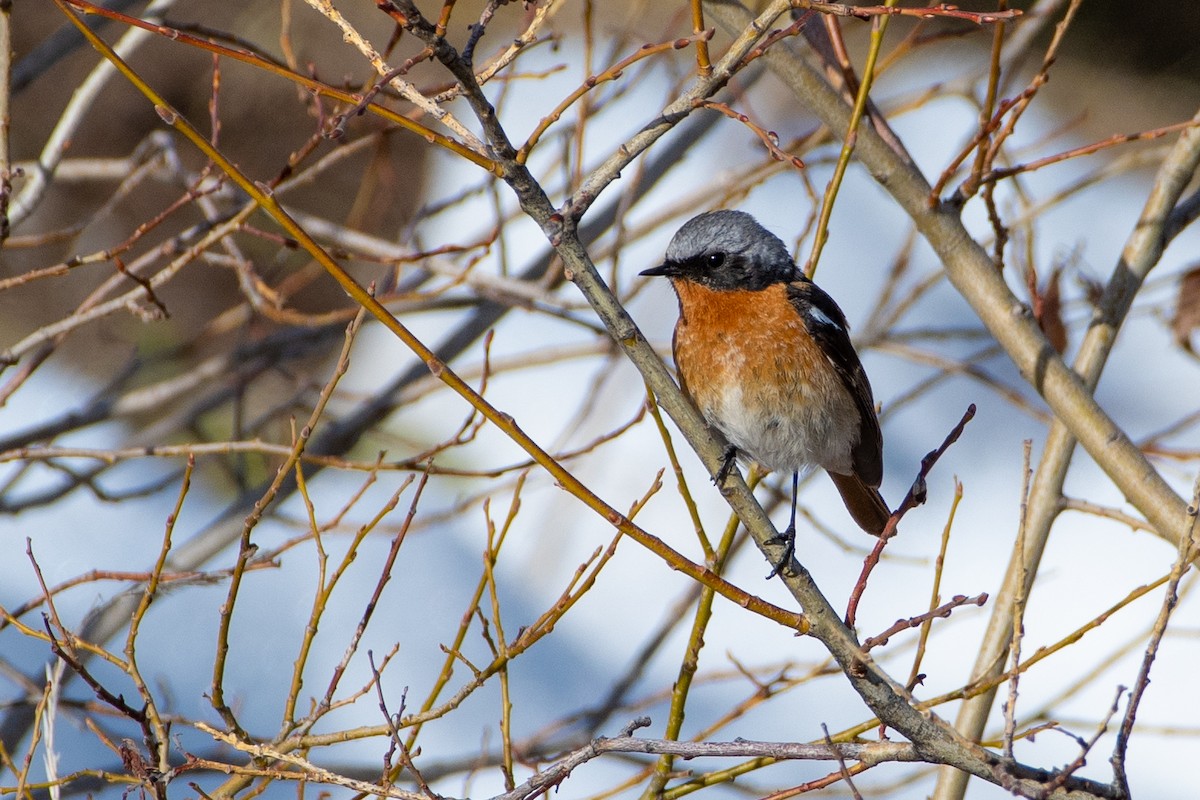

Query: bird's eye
705;253;725;268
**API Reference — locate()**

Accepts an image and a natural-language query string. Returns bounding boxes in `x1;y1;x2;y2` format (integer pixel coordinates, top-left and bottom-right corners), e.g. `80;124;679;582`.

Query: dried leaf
1034;268;1067;354
1171;265;1200;354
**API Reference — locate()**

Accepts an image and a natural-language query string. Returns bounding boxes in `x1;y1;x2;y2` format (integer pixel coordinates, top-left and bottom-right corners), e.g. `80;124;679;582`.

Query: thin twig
1003;440;1034;761
845;404;976;627
863;593;988;652
1111;474;1200;794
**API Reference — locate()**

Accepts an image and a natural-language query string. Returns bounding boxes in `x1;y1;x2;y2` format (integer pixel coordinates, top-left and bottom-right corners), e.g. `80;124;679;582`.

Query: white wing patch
805;305;843;332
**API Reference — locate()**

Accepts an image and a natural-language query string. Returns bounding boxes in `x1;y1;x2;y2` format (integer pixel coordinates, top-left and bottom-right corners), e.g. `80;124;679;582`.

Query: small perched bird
640;210;890;570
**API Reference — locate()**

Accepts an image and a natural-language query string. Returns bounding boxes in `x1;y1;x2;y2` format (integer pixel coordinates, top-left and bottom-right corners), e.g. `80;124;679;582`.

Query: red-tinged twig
979;118;1200;185
62;0;498;173
26;540;69;646
207;52;221;146
798;2;1021;24
863;593;988;651
328;53;435;139
42;619;147;726
973;0;1083;178
762;763;871;800
943;0;1084;205
976;0;1010;267
738;12;814;69
0;561;278;628
375;0;412;27
845;404;976;628
967;0;1006;188
696;101;805;170
517;30;715;163
929;83;1039;204
113;255;169;319
931;0;1082;204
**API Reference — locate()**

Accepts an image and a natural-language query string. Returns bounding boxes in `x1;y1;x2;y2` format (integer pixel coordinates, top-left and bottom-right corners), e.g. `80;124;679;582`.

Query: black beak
639;262;675;277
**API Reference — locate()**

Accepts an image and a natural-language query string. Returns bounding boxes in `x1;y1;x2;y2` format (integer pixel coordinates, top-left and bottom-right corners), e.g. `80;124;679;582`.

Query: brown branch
845;404;977;627
862;593;988;652
62;0;499;172
798;2;1021;24
113;255;169;319
980;118;1200;186
696;100;805;170
518;30;715;163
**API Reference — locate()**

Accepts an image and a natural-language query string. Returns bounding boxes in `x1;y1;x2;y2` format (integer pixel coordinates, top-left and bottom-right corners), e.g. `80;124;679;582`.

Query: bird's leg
714;444;739;485
765;471;799;579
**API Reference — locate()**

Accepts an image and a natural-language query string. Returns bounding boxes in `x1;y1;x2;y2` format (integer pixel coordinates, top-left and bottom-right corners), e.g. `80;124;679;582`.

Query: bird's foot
714;445;738;485
764;524;796;579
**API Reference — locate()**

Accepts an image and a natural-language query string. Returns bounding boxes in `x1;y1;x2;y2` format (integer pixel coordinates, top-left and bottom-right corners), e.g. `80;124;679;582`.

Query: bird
640;210;890;573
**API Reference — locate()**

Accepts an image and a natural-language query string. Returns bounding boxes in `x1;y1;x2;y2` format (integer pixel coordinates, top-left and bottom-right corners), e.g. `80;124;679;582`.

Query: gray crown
665;210;795;279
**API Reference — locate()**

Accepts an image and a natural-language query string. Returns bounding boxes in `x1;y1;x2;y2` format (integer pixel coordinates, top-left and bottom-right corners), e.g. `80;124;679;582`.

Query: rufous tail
828;471;891;536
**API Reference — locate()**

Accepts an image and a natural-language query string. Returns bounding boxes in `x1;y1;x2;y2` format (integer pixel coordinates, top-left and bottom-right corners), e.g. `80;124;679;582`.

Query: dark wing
786;278;883;487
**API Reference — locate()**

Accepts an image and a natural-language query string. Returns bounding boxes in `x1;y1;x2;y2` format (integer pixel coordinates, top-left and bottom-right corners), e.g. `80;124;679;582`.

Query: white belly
703;373;858;476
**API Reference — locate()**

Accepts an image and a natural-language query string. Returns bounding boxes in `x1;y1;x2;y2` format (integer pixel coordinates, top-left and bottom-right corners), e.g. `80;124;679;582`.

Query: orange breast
670;281;860;474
